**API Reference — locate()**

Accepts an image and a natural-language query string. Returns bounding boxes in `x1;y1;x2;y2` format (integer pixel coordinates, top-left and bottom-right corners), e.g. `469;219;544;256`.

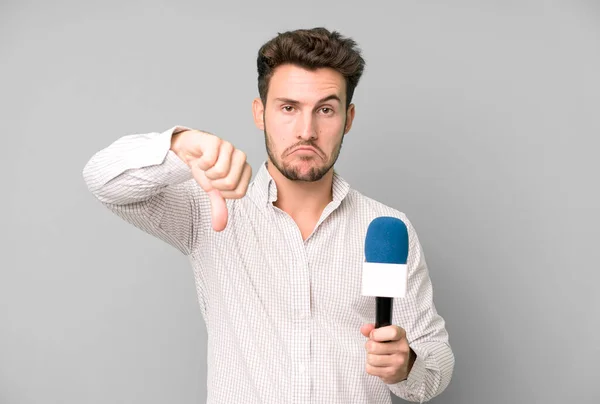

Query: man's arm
385;215;455;402
82;126;211;255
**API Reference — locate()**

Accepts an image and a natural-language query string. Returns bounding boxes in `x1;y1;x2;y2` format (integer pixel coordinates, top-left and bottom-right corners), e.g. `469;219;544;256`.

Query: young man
83;27;454;403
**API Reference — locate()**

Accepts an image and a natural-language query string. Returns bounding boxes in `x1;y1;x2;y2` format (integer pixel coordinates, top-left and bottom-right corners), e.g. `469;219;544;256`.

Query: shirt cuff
386;345;427;401
125;125;194;185
128;125;191;166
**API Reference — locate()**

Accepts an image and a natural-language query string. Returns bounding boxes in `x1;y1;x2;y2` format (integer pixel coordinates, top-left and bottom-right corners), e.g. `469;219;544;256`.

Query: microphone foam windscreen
364;216;409;264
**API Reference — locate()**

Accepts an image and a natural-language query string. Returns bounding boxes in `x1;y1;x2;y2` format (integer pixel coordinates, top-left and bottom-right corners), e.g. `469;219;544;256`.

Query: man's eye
282;106;294;112
321;107;333;114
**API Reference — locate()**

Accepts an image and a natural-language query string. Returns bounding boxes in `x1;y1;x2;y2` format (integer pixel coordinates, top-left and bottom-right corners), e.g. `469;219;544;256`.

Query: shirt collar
249;161;350;208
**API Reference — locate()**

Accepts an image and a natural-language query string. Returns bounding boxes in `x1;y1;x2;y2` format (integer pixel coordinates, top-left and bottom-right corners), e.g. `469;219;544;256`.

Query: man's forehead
268;64;346;103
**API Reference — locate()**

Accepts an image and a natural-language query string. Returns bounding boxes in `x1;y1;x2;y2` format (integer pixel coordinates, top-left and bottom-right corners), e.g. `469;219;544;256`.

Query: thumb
191;163;228;232
360;323;376;338
207;189;228;231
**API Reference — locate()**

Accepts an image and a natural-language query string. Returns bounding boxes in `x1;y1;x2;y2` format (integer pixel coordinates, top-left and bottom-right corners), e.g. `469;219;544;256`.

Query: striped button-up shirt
82;126;454;403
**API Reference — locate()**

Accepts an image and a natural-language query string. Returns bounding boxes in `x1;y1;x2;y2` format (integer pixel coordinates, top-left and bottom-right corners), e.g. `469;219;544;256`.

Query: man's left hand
360;323;416;384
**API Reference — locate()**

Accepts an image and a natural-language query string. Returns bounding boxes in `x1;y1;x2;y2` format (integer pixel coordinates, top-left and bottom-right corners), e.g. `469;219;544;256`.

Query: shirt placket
275;207;312;404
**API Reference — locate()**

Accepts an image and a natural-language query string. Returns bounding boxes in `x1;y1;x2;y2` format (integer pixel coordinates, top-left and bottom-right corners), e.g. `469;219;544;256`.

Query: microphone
362;216;409;329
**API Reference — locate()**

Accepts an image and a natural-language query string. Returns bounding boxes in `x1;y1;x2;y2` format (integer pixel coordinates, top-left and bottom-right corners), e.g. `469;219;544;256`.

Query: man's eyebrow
274;94;342;105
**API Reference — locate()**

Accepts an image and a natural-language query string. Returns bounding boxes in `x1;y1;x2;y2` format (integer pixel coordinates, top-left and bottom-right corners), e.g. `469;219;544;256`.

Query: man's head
252;27;365;182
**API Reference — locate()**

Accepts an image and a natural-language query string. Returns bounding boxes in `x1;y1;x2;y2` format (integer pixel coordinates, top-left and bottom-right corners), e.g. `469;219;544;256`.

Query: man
83;27;454;403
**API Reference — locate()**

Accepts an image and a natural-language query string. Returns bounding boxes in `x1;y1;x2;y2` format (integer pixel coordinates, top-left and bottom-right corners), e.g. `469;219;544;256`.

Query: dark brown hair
257;27;366;110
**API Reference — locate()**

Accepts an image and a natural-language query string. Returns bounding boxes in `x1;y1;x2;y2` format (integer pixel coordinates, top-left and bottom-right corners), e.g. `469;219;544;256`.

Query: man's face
253;64;355;182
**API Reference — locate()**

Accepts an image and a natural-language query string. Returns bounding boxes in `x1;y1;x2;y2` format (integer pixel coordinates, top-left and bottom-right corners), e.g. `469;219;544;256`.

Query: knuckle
205;137;221;153
203;151;219;167
210;166;228;178
202;131;218;144
243;165;252;181
236;149;247;161
221;177;237;190
236;184;249;197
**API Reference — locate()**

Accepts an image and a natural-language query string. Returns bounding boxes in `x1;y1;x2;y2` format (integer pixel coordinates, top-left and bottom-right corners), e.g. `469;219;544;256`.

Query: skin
171;62;415;384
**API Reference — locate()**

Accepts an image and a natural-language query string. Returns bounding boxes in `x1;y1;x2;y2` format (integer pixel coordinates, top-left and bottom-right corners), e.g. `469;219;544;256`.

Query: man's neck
267;160;334;219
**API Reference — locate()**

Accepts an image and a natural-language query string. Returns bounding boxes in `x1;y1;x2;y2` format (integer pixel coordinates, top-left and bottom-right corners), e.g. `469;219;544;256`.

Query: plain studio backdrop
1;0;599;403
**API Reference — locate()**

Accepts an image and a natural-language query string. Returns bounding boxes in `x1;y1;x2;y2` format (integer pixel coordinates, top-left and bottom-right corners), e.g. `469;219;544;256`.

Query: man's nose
297;113;317;140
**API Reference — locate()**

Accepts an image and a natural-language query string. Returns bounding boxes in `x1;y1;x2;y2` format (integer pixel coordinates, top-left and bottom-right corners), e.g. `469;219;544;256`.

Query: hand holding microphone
170;129;253;232
360;216;416;384
360;323;415;384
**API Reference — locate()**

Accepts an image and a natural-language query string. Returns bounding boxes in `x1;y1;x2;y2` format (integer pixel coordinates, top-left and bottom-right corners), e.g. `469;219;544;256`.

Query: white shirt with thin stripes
82;126;454;404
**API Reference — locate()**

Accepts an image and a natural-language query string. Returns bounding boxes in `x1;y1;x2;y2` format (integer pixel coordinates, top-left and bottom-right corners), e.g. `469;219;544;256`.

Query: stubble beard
263;117;346;182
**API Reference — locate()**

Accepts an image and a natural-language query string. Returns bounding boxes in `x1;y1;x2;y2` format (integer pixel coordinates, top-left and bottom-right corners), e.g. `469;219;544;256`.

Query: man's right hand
170;129;252;232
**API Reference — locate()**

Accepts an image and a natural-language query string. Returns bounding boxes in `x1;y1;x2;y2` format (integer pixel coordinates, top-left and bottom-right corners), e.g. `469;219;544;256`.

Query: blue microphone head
364;216;409;264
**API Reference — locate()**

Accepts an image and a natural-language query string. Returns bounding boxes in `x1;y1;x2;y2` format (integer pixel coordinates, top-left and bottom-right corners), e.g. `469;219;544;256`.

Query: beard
264;118;346;182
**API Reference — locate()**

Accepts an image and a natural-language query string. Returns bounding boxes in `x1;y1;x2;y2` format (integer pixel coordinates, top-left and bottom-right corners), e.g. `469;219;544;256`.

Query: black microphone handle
375;296;393;329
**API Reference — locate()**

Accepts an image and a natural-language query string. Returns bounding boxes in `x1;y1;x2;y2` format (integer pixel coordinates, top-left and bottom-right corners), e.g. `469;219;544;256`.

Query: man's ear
344;103;356;134
252;98;265;130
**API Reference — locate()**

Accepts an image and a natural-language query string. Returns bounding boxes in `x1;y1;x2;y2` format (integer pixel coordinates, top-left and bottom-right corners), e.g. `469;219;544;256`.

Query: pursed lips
291;146;320;156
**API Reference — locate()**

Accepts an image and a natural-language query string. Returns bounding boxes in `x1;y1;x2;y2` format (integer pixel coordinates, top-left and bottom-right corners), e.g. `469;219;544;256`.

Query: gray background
1;0;599;403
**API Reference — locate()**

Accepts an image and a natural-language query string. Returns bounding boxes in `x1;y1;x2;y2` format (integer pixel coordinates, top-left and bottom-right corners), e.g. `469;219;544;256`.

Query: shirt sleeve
82;125;211;256
385;216;455;402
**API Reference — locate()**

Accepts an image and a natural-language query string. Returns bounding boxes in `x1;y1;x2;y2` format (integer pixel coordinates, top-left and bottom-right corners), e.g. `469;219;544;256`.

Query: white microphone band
361;262;408;298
